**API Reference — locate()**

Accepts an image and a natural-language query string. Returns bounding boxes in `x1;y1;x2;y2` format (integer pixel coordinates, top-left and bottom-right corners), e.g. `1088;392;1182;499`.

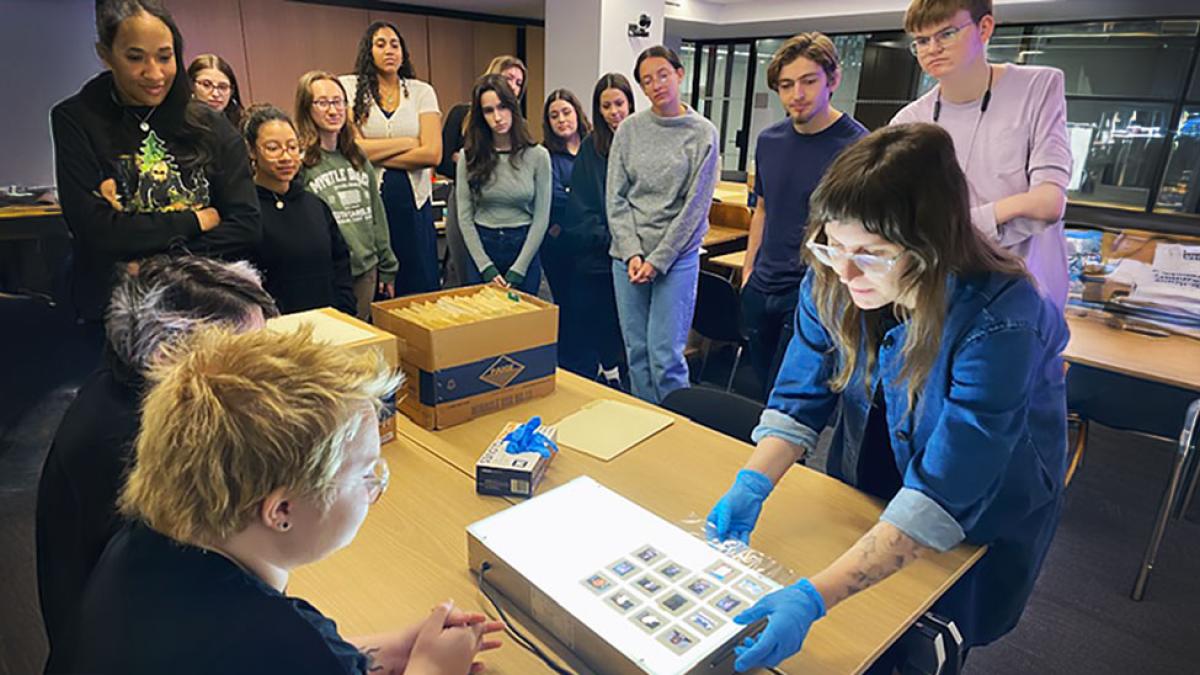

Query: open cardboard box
265;307;402;443
372;286;557;430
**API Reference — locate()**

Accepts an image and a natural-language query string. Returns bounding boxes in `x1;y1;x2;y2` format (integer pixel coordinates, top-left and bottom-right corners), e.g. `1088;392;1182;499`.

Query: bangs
809;151;912;244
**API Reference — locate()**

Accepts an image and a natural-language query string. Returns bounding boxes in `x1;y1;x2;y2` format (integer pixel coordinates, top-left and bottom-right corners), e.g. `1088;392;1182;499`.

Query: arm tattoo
828;525;925;605
360;646;387;674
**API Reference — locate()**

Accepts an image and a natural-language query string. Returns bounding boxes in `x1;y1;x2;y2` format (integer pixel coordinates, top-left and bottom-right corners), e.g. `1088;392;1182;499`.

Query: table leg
1131;398;1200;600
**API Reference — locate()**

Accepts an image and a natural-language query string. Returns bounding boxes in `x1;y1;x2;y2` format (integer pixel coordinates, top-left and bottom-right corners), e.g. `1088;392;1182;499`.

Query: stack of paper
386;286;538;328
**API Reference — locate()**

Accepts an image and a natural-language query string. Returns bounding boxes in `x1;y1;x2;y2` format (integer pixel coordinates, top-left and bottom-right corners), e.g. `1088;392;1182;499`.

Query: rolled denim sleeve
890;320;1044;549
751;272;840;453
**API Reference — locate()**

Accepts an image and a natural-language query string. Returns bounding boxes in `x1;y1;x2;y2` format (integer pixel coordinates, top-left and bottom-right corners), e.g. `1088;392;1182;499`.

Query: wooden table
707;250;747;285
289;434;582;673
714;181;750;206
1064;312;1200;600
702;225;748;251
394;371;983;675
0;203;69;300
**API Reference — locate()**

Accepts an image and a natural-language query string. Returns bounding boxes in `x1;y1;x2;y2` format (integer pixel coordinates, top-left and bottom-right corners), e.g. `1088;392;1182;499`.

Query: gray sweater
606;106;719;272
455;145;552;277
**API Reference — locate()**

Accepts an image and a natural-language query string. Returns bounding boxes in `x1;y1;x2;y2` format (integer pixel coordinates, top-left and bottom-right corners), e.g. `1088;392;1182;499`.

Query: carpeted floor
2;302;1198;675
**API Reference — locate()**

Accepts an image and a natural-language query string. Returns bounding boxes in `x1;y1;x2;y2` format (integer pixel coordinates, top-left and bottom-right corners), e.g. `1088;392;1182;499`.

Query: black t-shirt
253;181;357;316
59;521;367;675
856;312;904;501
438;103;470;180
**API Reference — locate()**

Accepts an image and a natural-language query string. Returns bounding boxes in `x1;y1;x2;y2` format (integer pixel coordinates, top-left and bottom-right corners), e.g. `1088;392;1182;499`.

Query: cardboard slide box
265;307;402;444
371;286;558;430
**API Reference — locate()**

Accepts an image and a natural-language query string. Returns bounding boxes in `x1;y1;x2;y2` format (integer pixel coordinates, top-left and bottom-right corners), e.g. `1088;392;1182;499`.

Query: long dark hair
95;0;215;169
188;53;244;129
806;123;1027;410
295;71;368;171
590;73;635;158
350;20;417;129
542;89;592;154
464;74;535;199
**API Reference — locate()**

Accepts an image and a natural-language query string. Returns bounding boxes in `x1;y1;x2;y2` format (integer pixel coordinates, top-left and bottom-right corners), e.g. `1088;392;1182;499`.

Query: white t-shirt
339;74;441;209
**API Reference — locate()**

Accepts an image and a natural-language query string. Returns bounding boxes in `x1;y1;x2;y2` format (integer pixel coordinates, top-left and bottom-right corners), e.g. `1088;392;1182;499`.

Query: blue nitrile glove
732;578;827;672
502;416;558;458
705;469;774;544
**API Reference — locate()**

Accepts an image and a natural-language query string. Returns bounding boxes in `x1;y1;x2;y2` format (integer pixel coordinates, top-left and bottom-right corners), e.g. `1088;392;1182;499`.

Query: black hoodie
50;71;261;320
252;181;356;316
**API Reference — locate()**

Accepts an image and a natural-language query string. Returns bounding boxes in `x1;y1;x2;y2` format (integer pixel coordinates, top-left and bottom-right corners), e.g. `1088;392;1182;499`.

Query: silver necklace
271;190;285;210
135;106;157;133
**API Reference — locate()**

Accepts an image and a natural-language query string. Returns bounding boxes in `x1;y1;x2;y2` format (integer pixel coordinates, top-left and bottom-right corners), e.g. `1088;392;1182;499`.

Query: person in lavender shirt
892;0;1072;309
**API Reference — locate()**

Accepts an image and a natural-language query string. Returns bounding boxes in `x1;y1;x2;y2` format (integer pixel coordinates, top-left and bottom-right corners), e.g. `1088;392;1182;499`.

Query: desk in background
392;371;983;675
1064;312;1200;600
0;204;69;300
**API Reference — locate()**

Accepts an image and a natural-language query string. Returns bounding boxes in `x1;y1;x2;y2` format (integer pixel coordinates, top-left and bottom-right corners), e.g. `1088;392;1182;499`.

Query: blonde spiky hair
119;325;402;544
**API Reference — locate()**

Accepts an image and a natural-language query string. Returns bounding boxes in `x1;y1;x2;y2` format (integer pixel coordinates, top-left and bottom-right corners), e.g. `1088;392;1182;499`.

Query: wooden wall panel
525;26;545;141
239;0;368;112
366;11;430;85
472;23;518;78
167;0;252;101
428;17;477;110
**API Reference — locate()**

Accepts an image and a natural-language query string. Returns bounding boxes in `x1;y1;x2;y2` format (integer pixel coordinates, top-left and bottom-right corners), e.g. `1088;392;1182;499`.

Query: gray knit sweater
606;106;719;272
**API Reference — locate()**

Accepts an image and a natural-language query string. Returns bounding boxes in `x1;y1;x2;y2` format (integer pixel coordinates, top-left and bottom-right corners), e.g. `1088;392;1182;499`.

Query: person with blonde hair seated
57;327;503;674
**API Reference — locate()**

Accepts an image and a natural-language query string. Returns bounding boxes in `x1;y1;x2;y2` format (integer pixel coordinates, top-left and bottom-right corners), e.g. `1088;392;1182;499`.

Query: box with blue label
371;286;558;430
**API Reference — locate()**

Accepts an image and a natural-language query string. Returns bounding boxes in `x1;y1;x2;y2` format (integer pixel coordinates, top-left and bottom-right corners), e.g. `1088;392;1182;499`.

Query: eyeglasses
259;141;301;159
807;241;903;277
194;79;231;95
908;21;975;55
312;98;347;111
641;71;674;88
364;457;390;505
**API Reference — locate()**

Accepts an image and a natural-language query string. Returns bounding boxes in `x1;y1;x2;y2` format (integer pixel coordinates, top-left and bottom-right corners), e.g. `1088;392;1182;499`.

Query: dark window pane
990;20;1200;100
1067;100;1174;211
1156;108;1200;214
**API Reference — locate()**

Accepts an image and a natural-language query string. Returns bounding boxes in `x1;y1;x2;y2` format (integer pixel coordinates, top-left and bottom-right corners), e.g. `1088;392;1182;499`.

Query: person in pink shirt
892;0;1072;308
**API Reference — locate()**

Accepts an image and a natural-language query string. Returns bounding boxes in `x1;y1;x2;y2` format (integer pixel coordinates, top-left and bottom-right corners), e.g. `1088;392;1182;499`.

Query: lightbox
466;476;781;675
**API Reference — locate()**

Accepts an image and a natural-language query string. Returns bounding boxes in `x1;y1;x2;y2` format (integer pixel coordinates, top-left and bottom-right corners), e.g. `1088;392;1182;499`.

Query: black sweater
253;182;357;316
437;103;470;180
51;72;261;320
37;365;142;671
561;134;613;274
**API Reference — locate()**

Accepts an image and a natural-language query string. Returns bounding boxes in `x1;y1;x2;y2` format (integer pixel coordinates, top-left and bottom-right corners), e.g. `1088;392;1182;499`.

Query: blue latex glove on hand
706;469;774;544
732;578;827;672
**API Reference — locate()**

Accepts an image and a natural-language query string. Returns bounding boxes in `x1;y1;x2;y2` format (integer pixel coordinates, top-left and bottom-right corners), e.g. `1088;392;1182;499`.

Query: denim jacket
754;270;1069;552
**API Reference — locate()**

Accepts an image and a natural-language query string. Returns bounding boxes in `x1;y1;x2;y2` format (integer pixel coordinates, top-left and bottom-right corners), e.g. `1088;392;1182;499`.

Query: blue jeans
465;224;542;296
612;253;699;404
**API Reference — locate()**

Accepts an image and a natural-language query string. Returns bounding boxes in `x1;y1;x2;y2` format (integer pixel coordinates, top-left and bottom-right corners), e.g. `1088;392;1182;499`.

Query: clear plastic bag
678;513;795;586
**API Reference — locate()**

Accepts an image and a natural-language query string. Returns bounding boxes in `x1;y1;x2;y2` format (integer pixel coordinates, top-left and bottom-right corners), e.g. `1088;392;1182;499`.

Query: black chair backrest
693;270;742;343
661;385;765;444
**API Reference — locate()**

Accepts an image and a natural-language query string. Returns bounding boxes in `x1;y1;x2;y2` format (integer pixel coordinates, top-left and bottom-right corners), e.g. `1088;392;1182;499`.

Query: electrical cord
478;562;575;675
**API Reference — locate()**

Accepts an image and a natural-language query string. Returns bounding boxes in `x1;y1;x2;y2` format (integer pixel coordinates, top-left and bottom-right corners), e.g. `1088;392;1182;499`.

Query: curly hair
350;20;416;129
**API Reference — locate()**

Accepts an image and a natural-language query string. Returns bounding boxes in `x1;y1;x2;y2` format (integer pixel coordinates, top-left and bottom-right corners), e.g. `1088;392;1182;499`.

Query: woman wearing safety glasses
706;123;1068;673
59;327;504;674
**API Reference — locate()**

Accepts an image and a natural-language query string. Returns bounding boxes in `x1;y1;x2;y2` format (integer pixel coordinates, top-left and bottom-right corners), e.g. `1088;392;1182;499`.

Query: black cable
477;562;575;675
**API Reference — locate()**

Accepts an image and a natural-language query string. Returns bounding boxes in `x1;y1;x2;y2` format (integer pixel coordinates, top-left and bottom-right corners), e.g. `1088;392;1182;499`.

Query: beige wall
165;0;538;125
